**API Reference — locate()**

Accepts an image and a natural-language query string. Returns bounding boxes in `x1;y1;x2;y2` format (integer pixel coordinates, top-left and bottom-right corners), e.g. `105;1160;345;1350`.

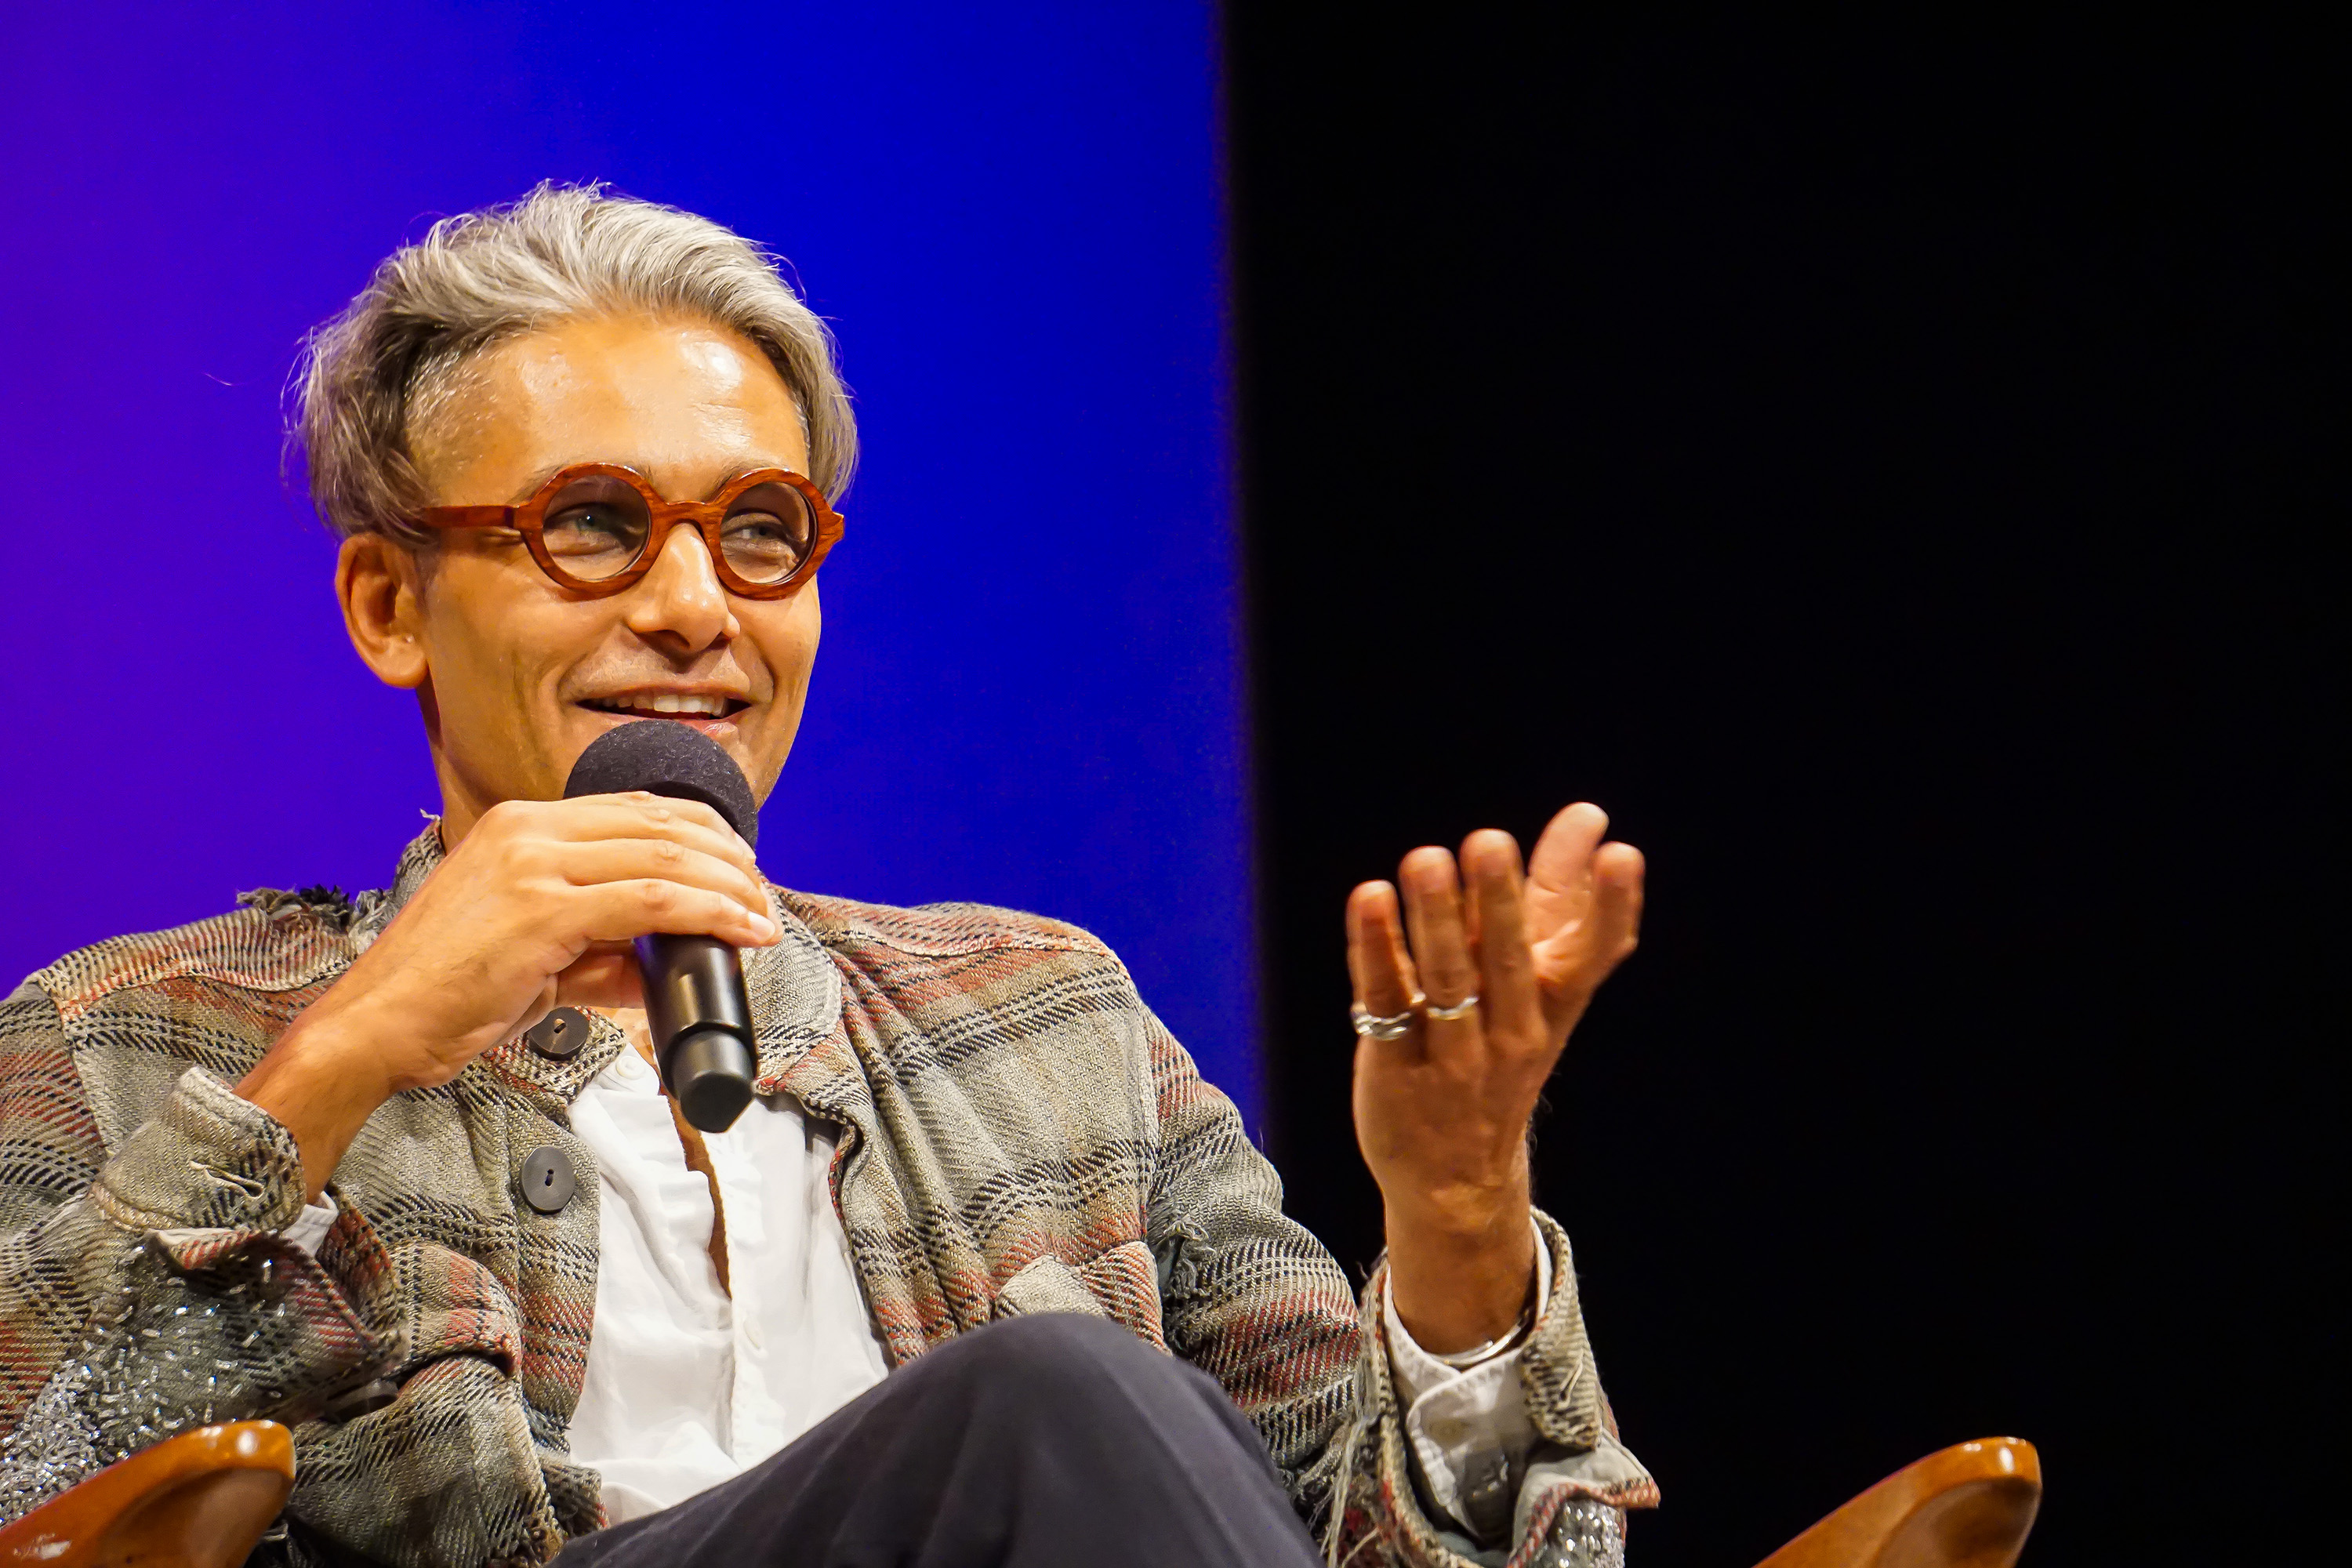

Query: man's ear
336;533;430;690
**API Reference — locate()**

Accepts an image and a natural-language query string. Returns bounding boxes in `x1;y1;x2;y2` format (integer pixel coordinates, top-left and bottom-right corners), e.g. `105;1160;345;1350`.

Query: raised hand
1346;803;1643;1352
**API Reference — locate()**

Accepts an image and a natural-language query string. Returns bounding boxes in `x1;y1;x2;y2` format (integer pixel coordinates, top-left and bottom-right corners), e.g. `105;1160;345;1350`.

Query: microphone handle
633;933;757;1132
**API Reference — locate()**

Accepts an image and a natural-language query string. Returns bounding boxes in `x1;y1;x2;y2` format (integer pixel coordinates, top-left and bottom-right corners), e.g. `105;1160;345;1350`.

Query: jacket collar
358;821;848;1108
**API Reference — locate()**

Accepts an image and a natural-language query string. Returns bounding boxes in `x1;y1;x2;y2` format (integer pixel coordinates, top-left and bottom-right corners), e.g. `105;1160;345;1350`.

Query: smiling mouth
581;693;752;721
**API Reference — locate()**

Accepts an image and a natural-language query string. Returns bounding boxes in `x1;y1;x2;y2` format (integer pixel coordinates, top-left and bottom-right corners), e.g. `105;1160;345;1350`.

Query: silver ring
1424;993;1481;1022
1350;1000;1418;1040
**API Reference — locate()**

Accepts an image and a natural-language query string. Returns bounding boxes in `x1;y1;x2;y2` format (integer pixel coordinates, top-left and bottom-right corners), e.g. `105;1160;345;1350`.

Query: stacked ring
1351;993;1483;1036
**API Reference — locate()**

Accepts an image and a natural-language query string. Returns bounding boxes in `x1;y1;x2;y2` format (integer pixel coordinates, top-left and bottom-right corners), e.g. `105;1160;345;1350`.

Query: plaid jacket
0;825;1654;1566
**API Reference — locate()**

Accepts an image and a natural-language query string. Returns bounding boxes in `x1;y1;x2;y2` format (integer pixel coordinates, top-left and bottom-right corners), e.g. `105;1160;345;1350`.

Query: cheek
746;593;822;702
419;561;599;710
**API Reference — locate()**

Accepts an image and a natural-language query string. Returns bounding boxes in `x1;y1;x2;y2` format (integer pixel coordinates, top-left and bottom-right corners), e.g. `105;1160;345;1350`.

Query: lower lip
580;706;743;735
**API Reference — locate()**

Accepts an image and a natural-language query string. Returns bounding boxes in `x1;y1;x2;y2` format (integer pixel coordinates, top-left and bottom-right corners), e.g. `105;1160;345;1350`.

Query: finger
572;880;779;949
1461;829;1546;1051
1398;846;1481;1022
1590;841;1646;965
543;840;774;927
1536;840;1646;1037
571;794;760;878
1524;802;1608;936
528;794;761;876
1346;881;1423;1019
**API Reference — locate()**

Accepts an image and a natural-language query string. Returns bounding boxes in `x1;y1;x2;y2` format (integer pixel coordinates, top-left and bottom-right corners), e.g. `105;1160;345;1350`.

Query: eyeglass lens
539;474;816;584
717;481;818;583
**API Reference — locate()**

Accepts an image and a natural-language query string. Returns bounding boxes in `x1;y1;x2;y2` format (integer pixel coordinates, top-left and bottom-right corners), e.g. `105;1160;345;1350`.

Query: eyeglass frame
412;463;844;599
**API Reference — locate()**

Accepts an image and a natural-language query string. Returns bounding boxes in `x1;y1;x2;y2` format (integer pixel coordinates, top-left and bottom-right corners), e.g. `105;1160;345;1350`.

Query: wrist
238;990;399;1200
1384;1196;1537;1354
1381;1171;1526;1242
274;986;404;1094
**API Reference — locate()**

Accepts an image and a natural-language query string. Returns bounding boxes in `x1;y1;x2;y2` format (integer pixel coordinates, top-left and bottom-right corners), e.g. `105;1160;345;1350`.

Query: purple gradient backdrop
0;2;1256;1119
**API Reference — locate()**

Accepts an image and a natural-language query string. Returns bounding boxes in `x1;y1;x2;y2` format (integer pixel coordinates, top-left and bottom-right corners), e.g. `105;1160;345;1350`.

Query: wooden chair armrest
0;1421;295;1568
1756;1436;2041;1568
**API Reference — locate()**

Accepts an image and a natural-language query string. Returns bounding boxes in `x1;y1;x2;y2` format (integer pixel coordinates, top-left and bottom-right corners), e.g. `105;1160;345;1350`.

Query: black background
1226;16;2332;1566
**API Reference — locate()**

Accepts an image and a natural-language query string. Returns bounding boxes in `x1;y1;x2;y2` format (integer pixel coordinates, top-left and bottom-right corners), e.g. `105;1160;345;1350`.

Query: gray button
524;1007;590;1059
518;1145;577;1214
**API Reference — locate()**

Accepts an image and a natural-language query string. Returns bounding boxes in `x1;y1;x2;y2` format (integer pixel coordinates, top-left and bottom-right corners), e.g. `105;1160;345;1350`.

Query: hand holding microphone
562;720;764;1131
238;722;775;1197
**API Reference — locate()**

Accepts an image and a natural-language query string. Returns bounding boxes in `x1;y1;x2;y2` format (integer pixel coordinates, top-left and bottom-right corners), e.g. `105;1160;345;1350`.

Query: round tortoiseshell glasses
413;463;844;599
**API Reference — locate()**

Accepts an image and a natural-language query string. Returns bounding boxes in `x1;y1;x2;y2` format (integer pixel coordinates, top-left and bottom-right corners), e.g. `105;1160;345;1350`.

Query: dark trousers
553;1314;1328;1567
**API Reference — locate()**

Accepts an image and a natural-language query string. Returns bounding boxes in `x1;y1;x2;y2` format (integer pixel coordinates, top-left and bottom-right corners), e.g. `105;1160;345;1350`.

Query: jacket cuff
1345;1210;1657;1568
1516;1210;1657;1504
1515;1210;1600;1446
91;1065;308;1235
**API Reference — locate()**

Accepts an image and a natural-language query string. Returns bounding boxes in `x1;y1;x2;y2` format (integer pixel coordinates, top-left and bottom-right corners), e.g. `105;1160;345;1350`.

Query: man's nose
622;522;739;651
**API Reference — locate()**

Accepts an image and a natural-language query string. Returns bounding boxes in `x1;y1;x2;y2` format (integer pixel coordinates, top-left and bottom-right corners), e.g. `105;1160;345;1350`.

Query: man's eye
724;514;808;557
720;510;812;583
543;506;642;554
724;513;794;547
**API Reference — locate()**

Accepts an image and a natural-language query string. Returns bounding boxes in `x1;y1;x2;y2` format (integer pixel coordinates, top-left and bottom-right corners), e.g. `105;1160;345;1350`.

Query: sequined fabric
1526;1499;1625;1568
0;1239;342;1515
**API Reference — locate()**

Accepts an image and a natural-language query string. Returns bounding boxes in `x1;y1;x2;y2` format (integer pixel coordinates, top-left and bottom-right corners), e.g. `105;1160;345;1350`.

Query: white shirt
562;1047;890;1523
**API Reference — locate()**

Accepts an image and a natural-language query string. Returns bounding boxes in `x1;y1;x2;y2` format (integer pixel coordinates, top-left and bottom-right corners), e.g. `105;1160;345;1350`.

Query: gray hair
291;183;857;543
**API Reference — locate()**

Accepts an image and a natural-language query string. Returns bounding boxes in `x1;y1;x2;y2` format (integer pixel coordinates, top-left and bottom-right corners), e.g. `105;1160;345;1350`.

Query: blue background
0;1;1256;1121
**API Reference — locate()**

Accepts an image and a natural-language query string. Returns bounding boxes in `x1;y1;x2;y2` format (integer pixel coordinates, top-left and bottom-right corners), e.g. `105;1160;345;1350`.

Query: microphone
563;720;762;1132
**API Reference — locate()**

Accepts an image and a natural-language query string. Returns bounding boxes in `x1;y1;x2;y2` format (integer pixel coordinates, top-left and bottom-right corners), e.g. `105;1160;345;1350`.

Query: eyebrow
505;458;804;504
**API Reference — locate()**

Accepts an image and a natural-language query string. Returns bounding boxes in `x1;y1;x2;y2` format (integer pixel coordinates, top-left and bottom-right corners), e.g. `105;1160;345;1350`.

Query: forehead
426;314;810;501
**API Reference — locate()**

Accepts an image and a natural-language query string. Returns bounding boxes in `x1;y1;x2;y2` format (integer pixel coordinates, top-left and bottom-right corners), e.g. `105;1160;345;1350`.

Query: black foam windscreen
562;721;760;848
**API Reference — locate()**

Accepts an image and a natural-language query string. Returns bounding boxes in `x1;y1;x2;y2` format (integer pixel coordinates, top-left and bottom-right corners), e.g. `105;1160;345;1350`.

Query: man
0;187;1654;1567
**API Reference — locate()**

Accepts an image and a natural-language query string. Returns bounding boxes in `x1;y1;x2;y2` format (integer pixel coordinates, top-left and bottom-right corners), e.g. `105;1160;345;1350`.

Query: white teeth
601;693;728;716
